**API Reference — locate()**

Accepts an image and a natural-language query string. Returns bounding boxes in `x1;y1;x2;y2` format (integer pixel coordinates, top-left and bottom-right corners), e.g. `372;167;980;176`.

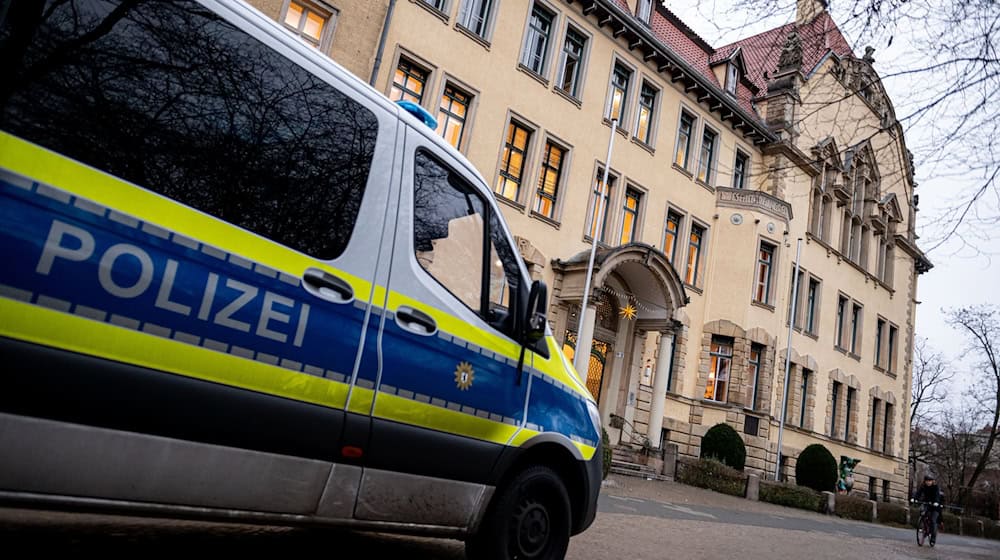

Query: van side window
414;150;520;334
0;0;377;260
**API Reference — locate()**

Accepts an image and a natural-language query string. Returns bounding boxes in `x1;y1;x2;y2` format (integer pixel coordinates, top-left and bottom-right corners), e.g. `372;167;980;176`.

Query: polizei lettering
36;219;310;347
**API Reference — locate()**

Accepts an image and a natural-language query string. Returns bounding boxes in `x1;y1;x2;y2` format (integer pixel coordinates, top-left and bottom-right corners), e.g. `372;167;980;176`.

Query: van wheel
466;466;571;560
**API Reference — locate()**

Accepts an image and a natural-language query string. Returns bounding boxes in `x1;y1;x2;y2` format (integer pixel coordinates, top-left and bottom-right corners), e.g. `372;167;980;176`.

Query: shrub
677;457;747;497
876;502;908;526
699;423;746;471
964;516;992;537
984;521;1000;540
794;444;838;493
759;480;822;512
601;427;612;480
941;511;960;534
835;494;874;522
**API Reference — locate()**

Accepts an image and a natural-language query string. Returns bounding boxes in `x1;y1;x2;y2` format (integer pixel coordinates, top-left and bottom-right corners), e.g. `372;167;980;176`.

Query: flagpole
574;119;617;374
775;237;803;481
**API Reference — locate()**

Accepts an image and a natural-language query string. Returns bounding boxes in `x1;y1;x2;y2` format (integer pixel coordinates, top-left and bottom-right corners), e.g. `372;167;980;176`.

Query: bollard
866;499;877;522
745;474;759;501
822;491;835;515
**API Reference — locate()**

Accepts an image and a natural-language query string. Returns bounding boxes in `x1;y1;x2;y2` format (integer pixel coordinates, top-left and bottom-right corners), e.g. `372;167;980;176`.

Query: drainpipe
369;0;397;86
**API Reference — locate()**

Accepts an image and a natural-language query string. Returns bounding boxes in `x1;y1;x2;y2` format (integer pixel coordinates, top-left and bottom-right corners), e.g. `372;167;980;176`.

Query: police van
0;1;602;557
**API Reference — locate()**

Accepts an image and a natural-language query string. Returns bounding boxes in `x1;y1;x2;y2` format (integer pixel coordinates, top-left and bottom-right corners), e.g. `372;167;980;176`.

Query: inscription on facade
716;188;793;222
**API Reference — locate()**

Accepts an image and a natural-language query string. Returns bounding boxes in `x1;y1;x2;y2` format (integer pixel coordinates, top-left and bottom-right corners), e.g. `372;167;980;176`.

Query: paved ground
2;475;999;559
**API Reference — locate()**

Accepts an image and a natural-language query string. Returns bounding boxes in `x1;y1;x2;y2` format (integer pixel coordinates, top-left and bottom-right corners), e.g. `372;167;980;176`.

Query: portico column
646;330;675;447
572;303;598;377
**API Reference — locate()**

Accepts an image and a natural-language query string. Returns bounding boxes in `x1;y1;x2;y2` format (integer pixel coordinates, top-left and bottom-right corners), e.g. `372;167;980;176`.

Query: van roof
219;0;490;189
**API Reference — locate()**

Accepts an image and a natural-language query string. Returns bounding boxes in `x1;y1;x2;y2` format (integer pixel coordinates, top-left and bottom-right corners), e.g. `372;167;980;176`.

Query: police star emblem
455;361;475;391
619;302;637;320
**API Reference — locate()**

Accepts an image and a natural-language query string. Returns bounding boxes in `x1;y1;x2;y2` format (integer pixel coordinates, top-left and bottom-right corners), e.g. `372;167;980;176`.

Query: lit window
686;224;704;285
733;150;749;189
674;111;694;168
697;128;717;184
521;4;555;75
534;141;566;219
586;170;616;242
436;84;471;149
754;241;775;304
458;0;495;39
282;1;335;49
607;63;631;123
495;121;532;201
557;27;587;97
635;82;657;145
620;188;642;244
391;58;428;104
705;336;732;402
663;211;682;263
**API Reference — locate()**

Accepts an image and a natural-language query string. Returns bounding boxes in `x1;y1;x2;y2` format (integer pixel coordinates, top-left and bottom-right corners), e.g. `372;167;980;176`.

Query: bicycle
911;499;941;547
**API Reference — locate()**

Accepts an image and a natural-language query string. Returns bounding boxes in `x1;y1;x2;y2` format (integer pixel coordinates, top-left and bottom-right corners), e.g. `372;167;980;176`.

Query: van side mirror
523;280;549;358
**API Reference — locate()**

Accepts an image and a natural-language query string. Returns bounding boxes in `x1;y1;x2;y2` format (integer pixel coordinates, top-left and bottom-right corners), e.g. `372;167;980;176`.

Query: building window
586;169;616;242
883;403;893;454
636;0;652;24
607;63;631;123
663;210;682;263
888;324;898;373
882;480;891;502
534;141;566;219
557;27;587;98
281;0;336;50
811;163;836;242
870;397;881;449
749;344;763;410
705;336;733;403
686;224;705;285
732;150;749;189
674;110;695;169
835;295;848;349
875;318;885;368
495;120;532;201
697;127;717;184
754;241;775;304
850;302;863;355
799;368;811;427
458;0;495;39
620;188;642;244
521;3;555;75
436;84;471;149
635;82;657;145
805;277;820;334
725;62;739;94
420;0;448;11
391;58;429;104
831;381;841;437
845;387;855;438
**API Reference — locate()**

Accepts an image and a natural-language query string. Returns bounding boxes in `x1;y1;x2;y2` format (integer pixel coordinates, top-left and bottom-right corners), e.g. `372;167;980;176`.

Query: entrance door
562;332;611;404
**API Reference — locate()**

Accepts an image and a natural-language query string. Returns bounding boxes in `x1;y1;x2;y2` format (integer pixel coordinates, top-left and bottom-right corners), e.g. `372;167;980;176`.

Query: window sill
804;330;819;341
495;194;526;213
454;24;491;50
631;136;655;155
751;300;775;312
848;352;861;362
582;235;611;250
412;0;450;24
672;163;693;179
553;87;583;108
695;179;716;194
602;117;630;137
530;210;561;229
517;63;550;87
700;398;733;410
834;345;847;355
685;283;703;295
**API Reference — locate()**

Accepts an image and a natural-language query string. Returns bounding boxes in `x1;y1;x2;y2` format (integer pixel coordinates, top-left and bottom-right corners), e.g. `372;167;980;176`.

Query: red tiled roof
715;12;854;97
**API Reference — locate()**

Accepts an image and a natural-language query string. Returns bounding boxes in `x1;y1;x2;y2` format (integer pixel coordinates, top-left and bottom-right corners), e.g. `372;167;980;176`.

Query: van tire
466;466;571;560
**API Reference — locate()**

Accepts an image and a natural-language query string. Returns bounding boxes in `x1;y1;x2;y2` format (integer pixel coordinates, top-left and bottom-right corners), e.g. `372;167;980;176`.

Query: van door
0;0;394;515
355;128;531;526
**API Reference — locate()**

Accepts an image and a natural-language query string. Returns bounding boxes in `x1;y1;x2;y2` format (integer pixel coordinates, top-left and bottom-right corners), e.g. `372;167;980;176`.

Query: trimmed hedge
876;501;908;526
601;427;612;480
794;444;838;493
759;480;822;512
700;423;746;471
835;494;874;522
985;521;1000;540
677;457;747;497
941;511;960;534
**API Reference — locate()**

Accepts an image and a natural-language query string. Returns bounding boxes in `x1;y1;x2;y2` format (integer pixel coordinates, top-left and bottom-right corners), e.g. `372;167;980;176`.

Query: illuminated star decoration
455;361;475;390
619;302;637;320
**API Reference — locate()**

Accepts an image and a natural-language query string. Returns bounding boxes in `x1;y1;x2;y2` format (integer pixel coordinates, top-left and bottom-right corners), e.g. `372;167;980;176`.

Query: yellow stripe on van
508;427;597;461
0;132;374;301
0;297;349;409
373;392;520;446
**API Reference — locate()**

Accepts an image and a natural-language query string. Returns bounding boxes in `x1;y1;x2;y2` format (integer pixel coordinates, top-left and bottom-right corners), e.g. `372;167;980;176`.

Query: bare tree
946;304;1000;506
910;337;953;427
923;404;984;504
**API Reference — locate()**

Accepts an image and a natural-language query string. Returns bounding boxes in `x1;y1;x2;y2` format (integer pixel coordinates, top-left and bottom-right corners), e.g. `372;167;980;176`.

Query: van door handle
395;306;437;336
303;268;354;304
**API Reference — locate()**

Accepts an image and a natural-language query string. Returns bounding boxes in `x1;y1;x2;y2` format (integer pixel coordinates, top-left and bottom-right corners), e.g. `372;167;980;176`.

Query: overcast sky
663;1;999;389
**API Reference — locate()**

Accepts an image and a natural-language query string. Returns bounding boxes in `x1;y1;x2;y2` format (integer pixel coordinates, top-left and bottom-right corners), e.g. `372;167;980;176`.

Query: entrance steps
609;445;672;481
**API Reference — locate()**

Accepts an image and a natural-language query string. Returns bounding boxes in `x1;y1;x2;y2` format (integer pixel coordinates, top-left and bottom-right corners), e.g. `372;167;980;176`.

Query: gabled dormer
710;47;751;97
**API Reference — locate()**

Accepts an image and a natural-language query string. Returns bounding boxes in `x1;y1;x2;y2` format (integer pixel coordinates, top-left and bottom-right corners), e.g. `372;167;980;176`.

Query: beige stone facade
245;0;931;502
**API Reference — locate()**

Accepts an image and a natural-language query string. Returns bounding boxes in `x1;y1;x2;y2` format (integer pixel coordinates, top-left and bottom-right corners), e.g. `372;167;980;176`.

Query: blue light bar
396;100;438;130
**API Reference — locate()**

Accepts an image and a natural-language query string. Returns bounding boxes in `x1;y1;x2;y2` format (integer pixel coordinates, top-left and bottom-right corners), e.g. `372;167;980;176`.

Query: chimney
796;0;828;25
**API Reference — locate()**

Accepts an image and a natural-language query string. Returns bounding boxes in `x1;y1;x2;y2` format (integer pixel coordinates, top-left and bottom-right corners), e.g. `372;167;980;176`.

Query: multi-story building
248;0;931;501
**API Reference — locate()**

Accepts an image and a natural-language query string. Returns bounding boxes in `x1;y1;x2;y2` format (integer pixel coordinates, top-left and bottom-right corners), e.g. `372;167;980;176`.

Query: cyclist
912;473;944;546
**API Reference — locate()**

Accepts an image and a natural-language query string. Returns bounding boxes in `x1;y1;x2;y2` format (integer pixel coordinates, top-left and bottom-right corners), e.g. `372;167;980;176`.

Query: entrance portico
551;243;687;448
